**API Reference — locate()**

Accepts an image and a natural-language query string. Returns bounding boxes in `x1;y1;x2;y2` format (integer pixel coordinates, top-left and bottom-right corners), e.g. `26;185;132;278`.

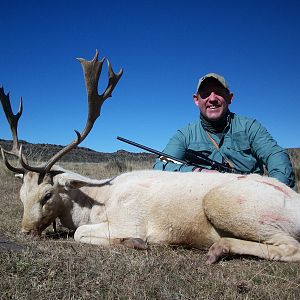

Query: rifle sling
205;131;235;170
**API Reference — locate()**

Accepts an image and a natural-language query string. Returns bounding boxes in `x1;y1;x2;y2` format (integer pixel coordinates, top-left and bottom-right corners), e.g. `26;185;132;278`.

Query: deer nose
21;228;39;236
21;228;30;235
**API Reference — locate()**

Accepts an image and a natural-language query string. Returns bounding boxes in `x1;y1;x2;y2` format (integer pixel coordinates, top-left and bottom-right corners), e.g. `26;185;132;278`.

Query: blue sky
0;0;299;154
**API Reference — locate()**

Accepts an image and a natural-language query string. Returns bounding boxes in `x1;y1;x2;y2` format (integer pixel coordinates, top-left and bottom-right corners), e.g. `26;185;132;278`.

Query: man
153;73;295;189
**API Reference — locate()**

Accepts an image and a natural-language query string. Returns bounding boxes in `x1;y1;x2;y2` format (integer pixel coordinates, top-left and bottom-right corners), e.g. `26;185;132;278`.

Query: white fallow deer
1;51;300;264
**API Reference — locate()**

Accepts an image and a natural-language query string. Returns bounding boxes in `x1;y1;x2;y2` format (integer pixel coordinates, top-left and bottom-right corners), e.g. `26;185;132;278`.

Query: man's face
193;78;233;121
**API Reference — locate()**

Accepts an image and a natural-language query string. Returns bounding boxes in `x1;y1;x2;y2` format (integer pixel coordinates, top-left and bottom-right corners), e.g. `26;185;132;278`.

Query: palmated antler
0;87;25;173
18;50;122;173
0;87;23;155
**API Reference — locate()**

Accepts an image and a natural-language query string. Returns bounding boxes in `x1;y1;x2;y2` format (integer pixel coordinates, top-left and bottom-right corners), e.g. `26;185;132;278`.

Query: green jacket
153;113;295;188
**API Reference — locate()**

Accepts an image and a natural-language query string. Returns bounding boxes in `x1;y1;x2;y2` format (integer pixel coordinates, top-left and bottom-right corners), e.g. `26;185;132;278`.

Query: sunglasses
199;87;229;99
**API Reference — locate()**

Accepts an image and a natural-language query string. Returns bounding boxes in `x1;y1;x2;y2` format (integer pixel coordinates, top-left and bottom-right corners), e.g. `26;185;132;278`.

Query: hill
0;139;156;164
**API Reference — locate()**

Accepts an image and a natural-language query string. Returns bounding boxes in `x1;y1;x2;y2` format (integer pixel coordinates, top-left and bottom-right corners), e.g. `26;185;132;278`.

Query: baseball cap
196;73;230;93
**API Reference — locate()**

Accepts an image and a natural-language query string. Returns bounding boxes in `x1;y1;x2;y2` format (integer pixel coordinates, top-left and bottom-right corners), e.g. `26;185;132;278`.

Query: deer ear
65;179;91;190
56;172;112;190
56;172;97;190
56;176;91;190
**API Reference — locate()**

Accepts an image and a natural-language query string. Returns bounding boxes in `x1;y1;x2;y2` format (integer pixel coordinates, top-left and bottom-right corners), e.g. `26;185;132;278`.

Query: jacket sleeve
153;129;195;172
248;120;295;188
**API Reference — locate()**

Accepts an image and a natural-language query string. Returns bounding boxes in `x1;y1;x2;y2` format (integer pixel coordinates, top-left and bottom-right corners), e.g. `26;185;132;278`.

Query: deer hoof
206;241;229;264
120;238;148;250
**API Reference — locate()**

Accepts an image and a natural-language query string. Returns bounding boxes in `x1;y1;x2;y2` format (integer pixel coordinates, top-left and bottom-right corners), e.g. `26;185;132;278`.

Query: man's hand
201;169;219;173
193;167;218;173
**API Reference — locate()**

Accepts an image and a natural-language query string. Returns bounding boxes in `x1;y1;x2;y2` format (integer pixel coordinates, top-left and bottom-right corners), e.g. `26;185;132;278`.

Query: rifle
117;136;249;175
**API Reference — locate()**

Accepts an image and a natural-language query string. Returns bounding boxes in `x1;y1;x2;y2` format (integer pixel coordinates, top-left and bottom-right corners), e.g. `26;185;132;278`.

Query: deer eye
41;192;52;206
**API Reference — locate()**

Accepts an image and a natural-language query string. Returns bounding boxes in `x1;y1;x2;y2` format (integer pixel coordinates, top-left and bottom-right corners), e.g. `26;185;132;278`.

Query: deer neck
57;185;109;230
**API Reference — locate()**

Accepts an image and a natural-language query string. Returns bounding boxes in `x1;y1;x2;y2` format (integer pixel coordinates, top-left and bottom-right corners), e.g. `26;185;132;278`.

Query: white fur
19;168;300;263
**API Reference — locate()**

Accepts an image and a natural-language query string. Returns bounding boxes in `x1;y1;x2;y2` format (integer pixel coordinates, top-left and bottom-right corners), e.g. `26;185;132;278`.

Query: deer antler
18;50;123;173
0;87;23;155
0;87;25;174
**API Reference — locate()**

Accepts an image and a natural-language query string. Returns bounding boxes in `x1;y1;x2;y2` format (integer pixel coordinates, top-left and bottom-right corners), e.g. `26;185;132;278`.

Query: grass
1;159;300;299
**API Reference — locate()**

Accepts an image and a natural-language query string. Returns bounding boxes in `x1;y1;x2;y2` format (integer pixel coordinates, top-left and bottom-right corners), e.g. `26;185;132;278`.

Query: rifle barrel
116;136;186;164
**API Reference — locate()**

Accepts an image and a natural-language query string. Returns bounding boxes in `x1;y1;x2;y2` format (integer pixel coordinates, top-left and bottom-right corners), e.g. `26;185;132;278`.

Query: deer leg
74;223;148;249
206;237;300;264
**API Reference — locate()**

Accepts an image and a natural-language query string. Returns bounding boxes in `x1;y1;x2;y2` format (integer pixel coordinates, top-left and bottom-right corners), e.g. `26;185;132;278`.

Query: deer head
0;50;122;235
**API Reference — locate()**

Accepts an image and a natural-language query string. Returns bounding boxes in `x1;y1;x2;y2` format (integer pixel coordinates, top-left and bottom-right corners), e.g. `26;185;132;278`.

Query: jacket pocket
187;142;214;156
223;133;258;171
227;132;251;152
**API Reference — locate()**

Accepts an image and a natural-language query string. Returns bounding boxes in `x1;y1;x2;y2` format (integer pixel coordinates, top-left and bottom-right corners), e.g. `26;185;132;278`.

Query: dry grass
1;160;300;299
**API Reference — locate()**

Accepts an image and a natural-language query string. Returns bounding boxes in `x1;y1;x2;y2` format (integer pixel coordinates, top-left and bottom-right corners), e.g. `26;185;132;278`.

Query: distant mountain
0;139;156;163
